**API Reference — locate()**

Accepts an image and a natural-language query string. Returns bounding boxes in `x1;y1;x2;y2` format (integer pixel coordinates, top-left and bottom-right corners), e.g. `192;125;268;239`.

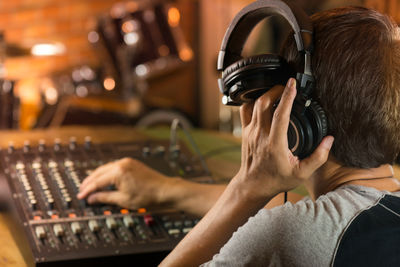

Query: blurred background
0;0;394;134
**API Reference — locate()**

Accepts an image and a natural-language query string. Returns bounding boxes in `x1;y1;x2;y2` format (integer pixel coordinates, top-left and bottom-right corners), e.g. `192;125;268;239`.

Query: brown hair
282;7;400;168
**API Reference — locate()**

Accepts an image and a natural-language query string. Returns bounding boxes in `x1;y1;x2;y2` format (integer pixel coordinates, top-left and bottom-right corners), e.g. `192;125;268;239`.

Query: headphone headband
217;0;313;75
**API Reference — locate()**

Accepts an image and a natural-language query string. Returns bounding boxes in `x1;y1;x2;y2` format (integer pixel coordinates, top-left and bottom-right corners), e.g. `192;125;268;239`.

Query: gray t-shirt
202;185;400;266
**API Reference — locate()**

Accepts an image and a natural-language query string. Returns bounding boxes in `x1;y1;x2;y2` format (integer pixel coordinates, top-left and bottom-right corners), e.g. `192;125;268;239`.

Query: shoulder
204;185;387;267
333;188;400;266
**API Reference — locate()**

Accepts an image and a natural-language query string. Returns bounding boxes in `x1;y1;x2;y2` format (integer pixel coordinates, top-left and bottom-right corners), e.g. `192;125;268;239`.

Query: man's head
282;6;400;168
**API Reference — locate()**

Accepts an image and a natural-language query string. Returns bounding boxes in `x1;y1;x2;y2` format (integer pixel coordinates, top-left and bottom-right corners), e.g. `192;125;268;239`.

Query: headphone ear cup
288;97;328;159
222;54;294;104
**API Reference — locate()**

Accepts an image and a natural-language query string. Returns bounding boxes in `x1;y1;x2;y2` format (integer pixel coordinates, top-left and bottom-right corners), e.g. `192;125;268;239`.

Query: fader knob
169;145;181;159
35;226;46;239
123;216;134;228
71;222;82;235
69;137;77;150
154;146;166;156
106;217;117;230
88;220;100;232
54;138;61;151
38;139;46;152
142;147;150;157
7;141;14;154
53;224;64;237
23;140;30;153
84;136;92;149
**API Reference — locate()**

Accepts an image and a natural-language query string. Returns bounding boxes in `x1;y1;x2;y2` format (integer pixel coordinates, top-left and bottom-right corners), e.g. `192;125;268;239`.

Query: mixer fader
0;137;211;266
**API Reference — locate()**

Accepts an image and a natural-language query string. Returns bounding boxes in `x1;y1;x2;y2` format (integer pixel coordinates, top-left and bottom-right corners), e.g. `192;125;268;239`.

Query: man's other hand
77;158;169;209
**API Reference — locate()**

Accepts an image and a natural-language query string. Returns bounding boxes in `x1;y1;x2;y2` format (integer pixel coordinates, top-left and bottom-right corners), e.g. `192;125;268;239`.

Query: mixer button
38;139;46;152
144;215;155;226
168;229;180;235
15;162;25;170
32;162;41;169
35;226;46;239
106;217;117;229
123;216;134;228
88;220;100;232
8;142;15;153
84;136;92;149
48;161;57;168
64;160;73;167
142;147;150;157
53;224;64;237
30;199;37;210
183;227;193;234
23;141;31;153
184;220;193;227
154;146;165;156
48;198;55;209
69;137;77;150
169;146;181;159
173;221;182;228
163;222;172;229
120;209;129;214
71;222;82;235
54;139;61;151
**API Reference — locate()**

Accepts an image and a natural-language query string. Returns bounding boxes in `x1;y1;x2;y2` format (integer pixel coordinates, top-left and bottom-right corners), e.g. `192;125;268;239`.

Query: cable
169;118;210;175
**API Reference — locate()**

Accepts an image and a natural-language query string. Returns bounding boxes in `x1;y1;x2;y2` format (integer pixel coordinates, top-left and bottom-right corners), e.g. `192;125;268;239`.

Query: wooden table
0;125;242;266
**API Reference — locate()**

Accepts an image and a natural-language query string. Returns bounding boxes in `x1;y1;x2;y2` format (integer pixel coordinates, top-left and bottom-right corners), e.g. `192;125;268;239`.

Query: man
79;6;400;266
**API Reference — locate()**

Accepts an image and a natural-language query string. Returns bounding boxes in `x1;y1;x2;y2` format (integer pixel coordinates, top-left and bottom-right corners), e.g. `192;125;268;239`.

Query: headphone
217;0;327;159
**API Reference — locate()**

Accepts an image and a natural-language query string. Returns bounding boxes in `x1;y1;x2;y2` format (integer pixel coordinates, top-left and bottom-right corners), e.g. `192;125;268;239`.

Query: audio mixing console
0;137;211;266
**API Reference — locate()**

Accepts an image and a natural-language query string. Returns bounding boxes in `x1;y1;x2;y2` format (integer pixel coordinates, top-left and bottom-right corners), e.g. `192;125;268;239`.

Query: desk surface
0;125;242;266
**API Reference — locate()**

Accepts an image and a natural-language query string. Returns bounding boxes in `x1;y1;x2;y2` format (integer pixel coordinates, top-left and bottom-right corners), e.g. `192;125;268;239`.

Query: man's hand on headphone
234;78;334;199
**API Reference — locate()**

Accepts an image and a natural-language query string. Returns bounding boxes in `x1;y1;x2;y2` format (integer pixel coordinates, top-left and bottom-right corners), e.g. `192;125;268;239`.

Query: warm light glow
80;66;95;81
124;32;139;45
103;77;116;91
168;7;180;27
135;64;148;77
76;85;88;97
31;43;66;56
122;20;139;33
44;87;58;105
179;47;193;62
41;78;58;105
88;31;99;43
2;81;12;93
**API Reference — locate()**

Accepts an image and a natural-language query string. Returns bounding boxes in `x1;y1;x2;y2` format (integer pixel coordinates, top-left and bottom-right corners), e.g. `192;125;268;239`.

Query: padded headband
217;0;313;75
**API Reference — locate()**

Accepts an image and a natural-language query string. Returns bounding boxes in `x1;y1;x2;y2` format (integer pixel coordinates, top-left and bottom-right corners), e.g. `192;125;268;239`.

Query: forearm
160;176;276;267
161;177;226;217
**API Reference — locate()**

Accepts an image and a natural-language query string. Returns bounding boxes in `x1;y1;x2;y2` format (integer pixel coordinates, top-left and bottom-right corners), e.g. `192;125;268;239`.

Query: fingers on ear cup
222;54;294;104
288;98;328;159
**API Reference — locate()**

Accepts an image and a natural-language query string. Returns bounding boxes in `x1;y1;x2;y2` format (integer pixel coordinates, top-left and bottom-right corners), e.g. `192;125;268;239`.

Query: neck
305;157;400;200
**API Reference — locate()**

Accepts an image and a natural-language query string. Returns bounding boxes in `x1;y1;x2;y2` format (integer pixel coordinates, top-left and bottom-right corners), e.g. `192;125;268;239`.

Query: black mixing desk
0;136;212;266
